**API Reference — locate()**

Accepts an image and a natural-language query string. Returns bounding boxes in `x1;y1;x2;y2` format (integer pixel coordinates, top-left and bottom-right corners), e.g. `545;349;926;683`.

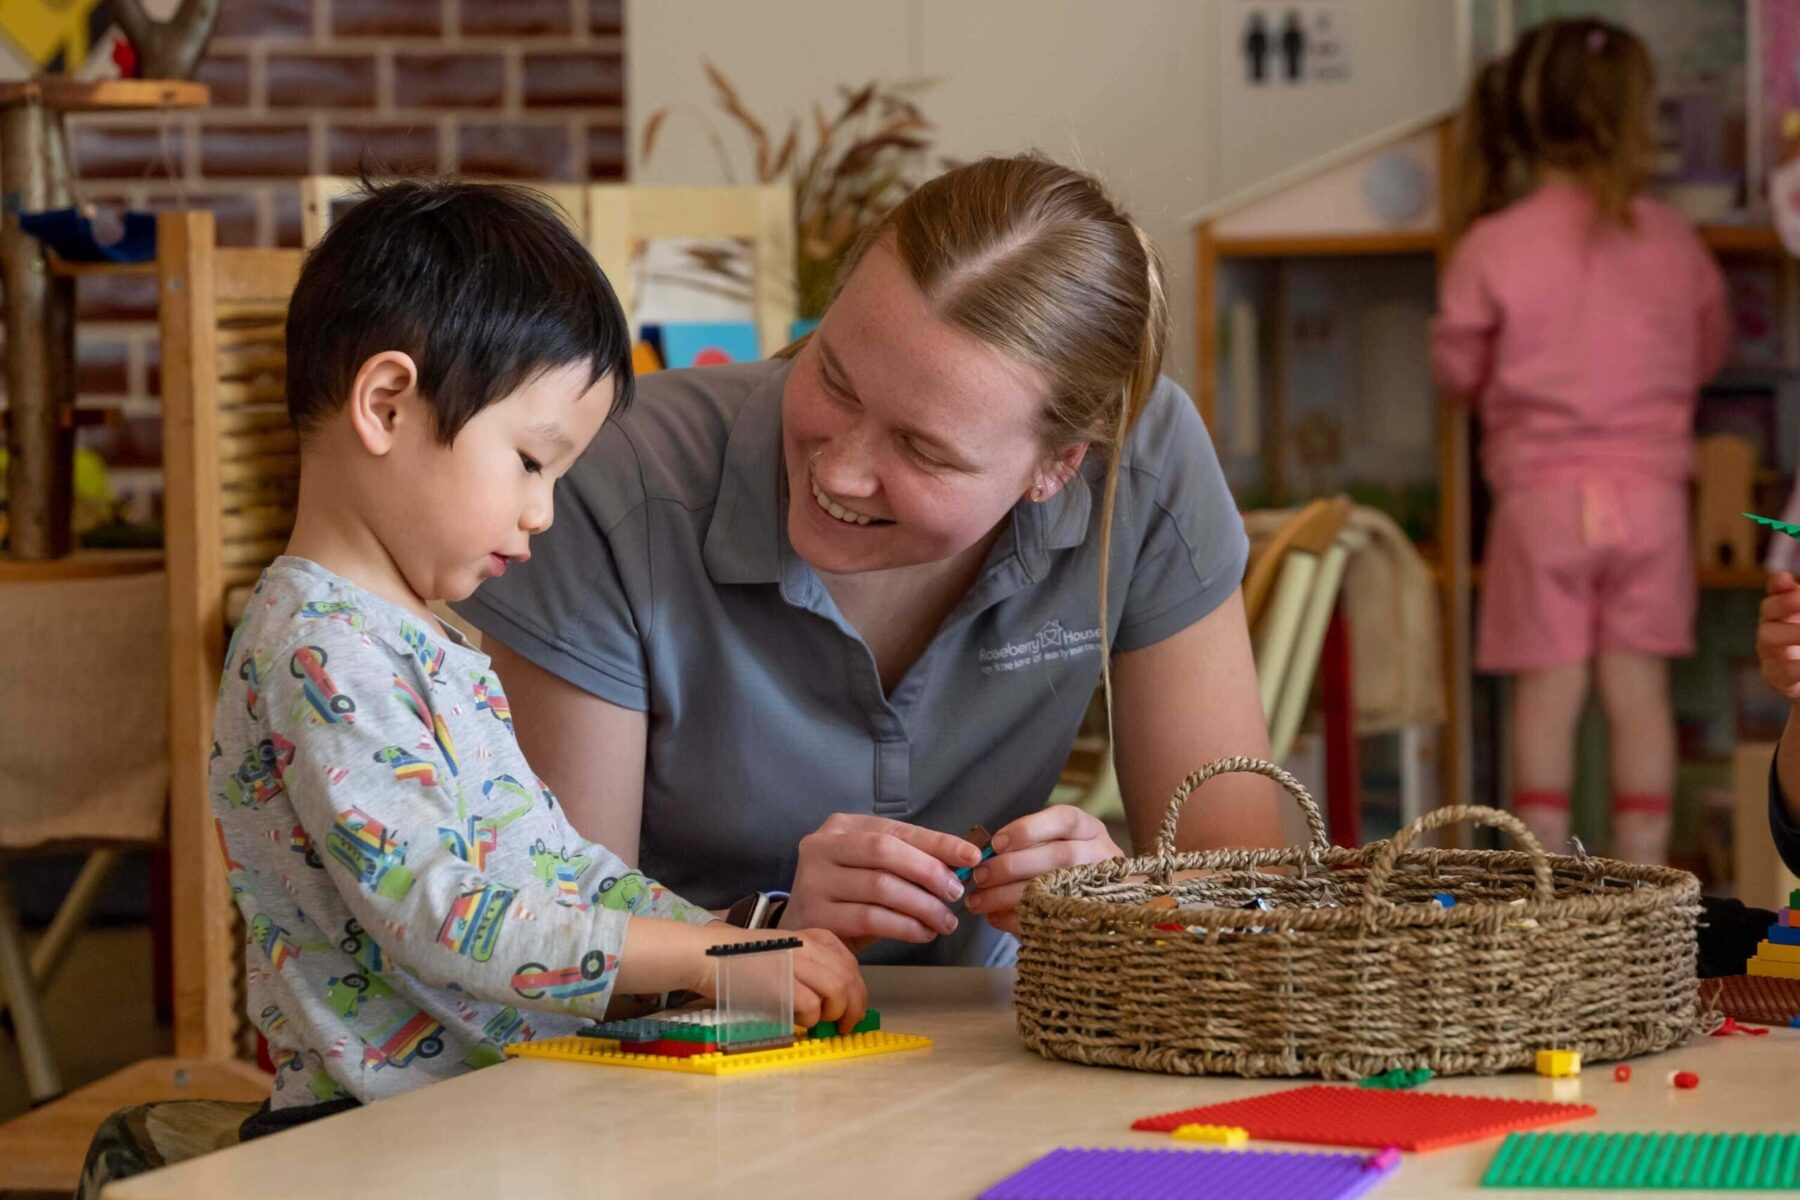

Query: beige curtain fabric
0;571;168;849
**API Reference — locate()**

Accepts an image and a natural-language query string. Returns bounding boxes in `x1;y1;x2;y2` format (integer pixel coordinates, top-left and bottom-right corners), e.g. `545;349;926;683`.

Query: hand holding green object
1746;512;1800;538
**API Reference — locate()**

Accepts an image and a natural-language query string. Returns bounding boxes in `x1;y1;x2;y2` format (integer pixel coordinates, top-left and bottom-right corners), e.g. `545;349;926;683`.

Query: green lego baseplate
1745;513;1800;539
505;1029;931;1076
1482;1131;1800;1190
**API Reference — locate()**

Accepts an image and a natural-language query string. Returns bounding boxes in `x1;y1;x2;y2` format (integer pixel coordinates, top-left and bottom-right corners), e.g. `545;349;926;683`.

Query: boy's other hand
1757;571;1800;700
696;925;867;1031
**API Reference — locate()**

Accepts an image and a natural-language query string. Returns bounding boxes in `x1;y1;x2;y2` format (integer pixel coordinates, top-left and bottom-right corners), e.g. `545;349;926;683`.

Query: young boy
214;179;865;1112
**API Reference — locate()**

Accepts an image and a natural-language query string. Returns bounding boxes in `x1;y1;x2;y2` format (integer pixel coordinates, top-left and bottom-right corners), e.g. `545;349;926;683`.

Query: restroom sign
1240;4;1351;85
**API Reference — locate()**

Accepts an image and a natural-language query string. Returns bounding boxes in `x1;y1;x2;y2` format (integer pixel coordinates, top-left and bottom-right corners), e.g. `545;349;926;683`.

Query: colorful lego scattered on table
977;1146;1400;1200
1482;1131;1800;1190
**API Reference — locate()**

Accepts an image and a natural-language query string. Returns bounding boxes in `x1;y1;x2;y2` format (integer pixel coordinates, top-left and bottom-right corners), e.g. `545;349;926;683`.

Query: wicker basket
1014;757;1711;1080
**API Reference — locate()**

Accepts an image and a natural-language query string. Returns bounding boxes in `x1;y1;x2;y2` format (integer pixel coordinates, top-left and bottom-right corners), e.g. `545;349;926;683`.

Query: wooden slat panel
216;321;283;348
218;380;285;406
218;408;290;436
217;345;285;376
158;210;239;1061
220;455;298;487
223;536;290;568
214;248;303;303
220;508;294;541
221;429;297;460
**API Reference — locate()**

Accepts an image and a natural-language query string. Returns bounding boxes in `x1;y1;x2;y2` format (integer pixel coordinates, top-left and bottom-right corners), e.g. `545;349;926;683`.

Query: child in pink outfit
1432;18;1729;865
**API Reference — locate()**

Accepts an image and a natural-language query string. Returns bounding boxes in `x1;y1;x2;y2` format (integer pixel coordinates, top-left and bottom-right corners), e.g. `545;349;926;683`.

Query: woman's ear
1030;443;1090;501
346;351;421;456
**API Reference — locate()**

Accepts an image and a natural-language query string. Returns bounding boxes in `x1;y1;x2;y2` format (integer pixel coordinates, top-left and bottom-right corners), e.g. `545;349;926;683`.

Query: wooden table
108;967;1800;1199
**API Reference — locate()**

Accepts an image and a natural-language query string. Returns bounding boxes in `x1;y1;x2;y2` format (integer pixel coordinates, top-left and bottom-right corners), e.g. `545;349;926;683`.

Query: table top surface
108;967;1800;1200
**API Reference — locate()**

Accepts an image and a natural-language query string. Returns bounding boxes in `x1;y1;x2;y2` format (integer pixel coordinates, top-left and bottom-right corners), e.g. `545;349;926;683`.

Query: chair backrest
1245;496;1354;763
159;210;306;1061
301;179;798;356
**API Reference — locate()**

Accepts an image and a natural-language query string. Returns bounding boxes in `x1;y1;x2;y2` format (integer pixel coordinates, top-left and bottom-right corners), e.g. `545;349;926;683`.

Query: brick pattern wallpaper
18;0;626;517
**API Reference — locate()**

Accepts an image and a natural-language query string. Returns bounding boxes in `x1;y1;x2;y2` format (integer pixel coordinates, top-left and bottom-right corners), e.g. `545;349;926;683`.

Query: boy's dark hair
286;178;634;442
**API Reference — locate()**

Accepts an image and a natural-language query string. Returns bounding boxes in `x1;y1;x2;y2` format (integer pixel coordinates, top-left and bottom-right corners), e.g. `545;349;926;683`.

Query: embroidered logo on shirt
978;619;1102;675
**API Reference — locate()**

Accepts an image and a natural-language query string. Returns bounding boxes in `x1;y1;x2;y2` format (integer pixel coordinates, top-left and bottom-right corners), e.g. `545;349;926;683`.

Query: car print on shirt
223;735;295;809
510;949;616;1001
290;645;356;725
326;806;414;900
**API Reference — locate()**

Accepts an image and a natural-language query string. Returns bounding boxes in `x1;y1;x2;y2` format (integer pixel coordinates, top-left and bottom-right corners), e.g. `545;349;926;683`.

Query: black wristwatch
724;890;790;930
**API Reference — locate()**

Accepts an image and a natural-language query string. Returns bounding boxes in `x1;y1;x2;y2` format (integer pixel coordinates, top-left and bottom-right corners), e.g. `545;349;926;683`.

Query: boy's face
378;361;613;605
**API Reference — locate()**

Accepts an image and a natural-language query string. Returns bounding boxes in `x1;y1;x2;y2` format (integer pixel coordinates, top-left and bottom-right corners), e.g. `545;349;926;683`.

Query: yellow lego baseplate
503;1029;932;1076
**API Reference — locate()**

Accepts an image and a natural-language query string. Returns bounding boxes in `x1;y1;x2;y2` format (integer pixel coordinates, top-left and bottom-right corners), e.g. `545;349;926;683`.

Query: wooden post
1;95;77;559
158;211;238;1060
1435;117;1472;824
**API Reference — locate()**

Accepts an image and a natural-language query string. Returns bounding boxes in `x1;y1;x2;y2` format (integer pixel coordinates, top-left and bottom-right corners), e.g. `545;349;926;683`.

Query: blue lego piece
1766;925;1800;947
955;844;996;883
1432;893;1456;909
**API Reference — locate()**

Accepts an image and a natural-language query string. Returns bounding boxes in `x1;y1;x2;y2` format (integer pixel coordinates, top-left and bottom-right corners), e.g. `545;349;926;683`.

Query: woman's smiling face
780;241;1068;576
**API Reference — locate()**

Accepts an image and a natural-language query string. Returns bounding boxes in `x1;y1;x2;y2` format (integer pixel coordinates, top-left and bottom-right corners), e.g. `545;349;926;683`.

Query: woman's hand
963;805;1123;934
1759;572;1800;700
779;814;982;949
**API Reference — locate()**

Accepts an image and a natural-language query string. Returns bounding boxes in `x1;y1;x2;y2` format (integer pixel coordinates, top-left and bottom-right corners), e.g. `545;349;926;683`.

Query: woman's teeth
811;475;877;526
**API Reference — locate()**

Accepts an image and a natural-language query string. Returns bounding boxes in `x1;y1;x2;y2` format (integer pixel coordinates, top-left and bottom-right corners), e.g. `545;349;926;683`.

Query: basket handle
1361;804;1555;910
1153;756;1329;884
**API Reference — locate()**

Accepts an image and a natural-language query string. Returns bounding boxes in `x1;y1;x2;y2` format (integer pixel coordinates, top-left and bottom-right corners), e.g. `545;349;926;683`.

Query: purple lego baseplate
976;1145;1400;1200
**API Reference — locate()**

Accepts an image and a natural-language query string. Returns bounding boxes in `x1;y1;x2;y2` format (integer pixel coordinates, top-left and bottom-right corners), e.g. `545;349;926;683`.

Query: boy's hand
696;924;868;1031
1758;572;1800;700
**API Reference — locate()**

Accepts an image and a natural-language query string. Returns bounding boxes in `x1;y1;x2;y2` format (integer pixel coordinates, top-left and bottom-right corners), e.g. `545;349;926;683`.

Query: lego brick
505;1030;930;1076
1756;940;1800;963
810;1008;881;1038
1768;925;1800;946
631;1038;716;1058
720;1034;796;1055
1536;1049;1582;1077
977;1147;1397;1200
1780;908;1794;928
1790;889;1800;909
1358;1067;1433;1089
1171;1124;1249;1145
1481;1131;1800;1189
1707;974;1800;1025
956;846;997;883
705;936;803;957
1748;958;1800;981
1132;1085;1595;1152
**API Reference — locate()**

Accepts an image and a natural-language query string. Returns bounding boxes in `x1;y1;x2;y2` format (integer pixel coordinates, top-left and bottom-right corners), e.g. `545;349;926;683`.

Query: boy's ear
346;351;421;456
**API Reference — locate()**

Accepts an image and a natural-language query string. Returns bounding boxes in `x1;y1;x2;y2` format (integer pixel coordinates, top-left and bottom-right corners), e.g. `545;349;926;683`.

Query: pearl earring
1030;485;1046;502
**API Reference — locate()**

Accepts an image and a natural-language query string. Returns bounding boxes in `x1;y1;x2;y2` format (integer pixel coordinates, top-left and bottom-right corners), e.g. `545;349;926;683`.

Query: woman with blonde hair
457;154;1281;965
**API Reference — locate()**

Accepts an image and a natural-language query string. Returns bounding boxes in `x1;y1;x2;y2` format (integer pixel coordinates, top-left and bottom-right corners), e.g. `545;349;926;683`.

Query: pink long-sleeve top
1432;182;1730;491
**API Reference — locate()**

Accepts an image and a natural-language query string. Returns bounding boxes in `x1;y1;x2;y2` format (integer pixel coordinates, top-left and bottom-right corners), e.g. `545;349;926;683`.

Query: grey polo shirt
454;358;1247;966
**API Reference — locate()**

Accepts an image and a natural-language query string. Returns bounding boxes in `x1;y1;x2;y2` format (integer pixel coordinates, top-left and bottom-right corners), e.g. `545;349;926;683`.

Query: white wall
626;0;1464;395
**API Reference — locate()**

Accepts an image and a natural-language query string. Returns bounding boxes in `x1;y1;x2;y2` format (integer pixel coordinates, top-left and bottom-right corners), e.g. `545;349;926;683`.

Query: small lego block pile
1481;1131;1800;1190
1132;1085;1595;1153
977;1146;1399;1200
1746;890;1800;986
579;1006;884;1057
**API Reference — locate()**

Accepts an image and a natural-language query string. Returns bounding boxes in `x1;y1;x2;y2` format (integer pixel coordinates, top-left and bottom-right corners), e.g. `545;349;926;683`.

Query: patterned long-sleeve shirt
212;557;710;1107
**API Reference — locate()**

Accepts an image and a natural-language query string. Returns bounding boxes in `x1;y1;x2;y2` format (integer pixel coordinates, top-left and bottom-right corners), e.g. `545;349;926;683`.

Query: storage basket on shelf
1014;757;1710;1080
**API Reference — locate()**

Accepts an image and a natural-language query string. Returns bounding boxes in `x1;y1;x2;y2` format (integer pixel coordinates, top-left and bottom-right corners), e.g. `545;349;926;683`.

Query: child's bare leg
1595;651;1674;865
1510;660;1590;853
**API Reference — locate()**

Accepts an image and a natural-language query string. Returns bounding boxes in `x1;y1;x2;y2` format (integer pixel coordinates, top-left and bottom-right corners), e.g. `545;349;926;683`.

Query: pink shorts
1476;476;1695;674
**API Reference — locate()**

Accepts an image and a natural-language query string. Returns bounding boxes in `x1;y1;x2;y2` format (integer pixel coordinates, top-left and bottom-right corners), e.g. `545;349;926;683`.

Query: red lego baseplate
1704;973;1800;1026
1131;1085;1595;1152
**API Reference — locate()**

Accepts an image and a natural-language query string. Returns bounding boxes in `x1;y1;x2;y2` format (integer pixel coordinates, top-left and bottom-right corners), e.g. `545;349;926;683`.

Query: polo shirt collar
703;363;791;586
702;358;1096;590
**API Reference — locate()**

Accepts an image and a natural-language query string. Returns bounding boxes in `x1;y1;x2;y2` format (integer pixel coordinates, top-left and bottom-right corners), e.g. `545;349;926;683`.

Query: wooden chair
0;211;295;1194
303;179;798;356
